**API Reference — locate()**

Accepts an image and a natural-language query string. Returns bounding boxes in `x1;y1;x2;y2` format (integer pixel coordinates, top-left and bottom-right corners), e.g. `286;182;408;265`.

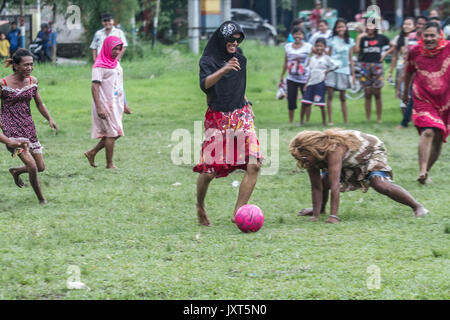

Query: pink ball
235;204;264;233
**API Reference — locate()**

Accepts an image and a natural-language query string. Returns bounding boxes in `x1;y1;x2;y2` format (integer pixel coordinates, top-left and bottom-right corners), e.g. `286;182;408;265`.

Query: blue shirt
7;29;20;51
327;36;355;75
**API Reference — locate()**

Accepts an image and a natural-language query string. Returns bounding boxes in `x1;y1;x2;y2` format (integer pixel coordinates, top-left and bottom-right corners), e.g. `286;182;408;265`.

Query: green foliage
435;0;450;17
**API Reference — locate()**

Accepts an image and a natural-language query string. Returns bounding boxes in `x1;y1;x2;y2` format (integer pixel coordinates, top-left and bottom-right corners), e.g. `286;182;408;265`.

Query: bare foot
325;215;340;224
197;205;211;226
39;199;48;205
124;105;132;114
298;208;313;216
231;215;236;223
377;120;383;124
396;125;407;129
417;172;428;184
328;122;333;126
309;216;319;222
414;206;429;217
9;168;24;188
106;164;117;169
84;151;97;168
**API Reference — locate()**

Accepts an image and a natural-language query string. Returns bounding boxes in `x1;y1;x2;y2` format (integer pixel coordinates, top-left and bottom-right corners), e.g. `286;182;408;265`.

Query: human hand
402;92;410;106
97;108;107;120
124;104;132;114
223;57;240;73
7;139;29;150
49;119;59;135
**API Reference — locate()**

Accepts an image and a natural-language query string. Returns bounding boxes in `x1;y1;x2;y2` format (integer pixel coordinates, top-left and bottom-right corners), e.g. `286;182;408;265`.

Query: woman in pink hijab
84;36;126;169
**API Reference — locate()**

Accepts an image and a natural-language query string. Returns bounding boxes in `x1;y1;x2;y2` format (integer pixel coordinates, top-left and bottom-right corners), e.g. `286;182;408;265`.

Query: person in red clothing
309;1;323;34
402;22;450;184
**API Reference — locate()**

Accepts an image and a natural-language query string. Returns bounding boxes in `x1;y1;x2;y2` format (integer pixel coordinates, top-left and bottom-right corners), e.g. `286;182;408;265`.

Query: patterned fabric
406;42;450;141
324;130;393;193
1;80;42;154
284;42;312;83
193;104;262;178
360;62;384;88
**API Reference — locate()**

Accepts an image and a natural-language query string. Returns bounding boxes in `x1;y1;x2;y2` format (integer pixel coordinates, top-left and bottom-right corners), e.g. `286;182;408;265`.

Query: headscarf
199;21;247;112
418;30;448;57
93;36;123;69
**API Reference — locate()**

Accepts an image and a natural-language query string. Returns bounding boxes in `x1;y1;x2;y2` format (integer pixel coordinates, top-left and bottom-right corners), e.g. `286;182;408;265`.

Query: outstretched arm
327;147;345;217
33;81;58;134
308;166;323;220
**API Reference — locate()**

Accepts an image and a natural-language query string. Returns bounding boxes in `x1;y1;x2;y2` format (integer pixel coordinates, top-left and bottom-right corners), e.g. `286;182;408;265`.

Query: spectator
90;13;128;62
287;18;307;43
309;19;332;47
0;32;10;59
309;1;323;34
7;21;20;56
36;23;52;62
48;21;58;63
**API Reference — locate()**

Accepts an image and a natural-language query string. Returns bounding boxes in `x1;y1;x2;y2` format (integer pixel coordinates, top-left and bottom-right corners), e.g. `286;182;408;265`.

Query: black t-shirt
359;34;390;63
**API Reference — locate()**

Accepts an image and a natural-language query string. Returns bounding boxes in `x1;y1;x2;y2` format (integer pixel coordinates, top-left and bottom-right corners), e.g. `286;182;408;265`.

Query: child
0;32;10;59
301;38;338;126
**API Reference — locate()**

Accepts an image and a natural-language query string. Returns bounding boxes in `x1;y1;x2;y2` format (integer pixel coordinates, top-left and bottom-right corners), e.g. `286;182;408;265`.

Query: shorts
6;138;43;155
325;72;351;91
321;170;391;183
360;62;384;89
301;81;326;107
287;79;306;110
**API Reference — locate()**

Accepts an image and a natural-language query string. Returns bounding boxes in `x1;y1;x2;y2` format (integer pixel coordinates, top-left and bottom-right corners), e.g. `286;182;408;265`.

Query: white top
284;42;312;83
308;30;332;46
90;26;128;52
306;54;338;86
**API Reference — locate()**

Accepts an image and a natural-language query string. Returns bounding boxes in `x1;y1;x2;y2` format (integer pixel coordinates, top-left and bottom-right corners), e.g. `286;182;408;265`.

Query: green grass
0;42;449;300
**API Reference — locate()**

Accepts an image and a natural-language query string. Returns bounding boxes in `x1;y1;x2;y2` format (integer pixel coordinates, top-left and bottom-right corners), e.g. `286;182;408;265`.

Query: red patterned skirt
193;104;262;178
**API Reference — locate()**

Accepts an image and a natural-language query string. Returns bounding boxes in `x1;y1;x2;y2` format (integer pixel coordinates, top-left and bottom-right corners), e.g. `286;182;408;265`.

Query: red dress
406;42;450;141
193;104;262;178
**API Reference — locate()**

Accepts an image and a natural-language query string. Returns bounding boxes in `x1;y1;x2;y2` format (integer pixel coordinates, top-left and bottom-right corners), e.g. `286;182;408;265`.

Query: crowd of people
0;9;448;226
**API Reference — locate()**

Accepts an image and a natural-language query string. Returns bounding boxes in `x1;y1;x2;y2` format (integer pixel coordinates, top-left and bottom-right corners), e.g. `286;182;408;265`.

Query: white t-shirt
90;27;128;52
308;30;332;46
306;54;338;86
285;42;312;83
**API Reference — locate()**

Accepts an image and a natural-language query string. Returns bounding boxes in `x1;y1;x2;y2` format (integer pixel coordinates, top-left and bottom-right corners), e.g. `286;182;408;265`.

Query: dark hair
396;17;415;50
291;26;304;36
291;18;304;29
416;16;428;24
423;21;441;33
319;19;328;26
365;19;379;36
332;18;350;44
429;17;441;23
4;49;34;71
315;37;327;46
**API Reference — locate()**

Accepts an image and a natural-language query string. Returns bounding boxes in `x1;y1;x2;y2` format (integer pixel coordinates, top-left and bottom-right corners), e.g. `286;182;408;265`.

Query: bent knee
247;163;261;174
370;177;390;194
37;165;45;172
421;128;435;139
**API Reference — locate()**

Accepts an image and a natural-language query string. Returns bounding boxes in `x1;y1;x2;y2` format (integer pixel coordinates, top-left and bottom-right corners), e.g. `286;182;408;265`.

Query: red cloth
93;36;123;69
193;105;262;178
406;42;450;141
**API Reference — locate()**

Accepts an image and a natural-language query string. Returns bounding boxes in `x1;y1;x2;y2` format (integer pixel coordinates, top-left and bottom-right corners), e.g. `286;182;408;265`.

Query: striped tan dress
334;130;393;193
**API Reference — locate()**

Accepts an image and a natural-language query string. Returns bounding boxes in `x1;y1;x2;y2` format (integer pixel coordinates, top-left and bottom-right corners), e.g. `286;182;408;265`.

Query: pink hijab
93;36;123;69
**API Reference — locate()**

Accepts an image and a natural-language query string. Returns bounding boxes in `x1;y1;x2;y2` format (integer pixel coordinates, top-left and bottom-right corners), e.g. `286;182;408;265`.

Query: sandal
325;215;340;224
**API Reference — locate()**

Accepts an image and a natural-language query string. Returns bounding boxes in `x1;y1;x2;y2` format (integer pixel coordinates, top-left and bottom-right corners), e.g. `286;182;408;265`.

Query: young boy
301;38;338;126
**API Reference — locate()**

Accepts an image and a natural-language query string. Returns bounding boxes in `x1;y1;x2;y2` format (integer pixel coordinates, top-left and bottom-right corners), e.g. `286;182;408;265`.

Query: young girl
355;21;392;123
289;129;428;223
387;17;415;117
325;18;356;125
84;36;125;169
280;26;312;124
0;32;10;59
0;49;58;204
301;38;338;126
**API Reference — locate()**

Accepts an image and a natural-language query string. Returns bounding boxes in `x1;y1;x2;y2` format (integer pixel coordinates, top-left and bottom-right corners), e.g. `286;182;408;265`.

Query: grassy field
0;42;449;300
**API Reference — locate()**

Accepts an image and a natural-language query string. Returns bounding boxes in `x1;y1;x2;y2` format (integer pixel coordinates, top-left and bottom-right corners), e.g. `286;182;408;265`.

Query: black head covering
199;21;247;112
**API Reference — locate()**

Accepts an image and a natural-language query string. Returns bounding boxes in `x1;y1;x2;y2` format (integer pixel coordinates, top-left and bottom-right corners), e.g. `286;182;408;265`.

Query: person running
355;20;392;123
0;49;59;204
0;133;27;149
402;22;449;184
398;16;428;129
193;21;262;226
325;18;356;125
85;36;126;170
387;17;415;117
289;129;428;223
301;38;338;126
280;26;312;124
